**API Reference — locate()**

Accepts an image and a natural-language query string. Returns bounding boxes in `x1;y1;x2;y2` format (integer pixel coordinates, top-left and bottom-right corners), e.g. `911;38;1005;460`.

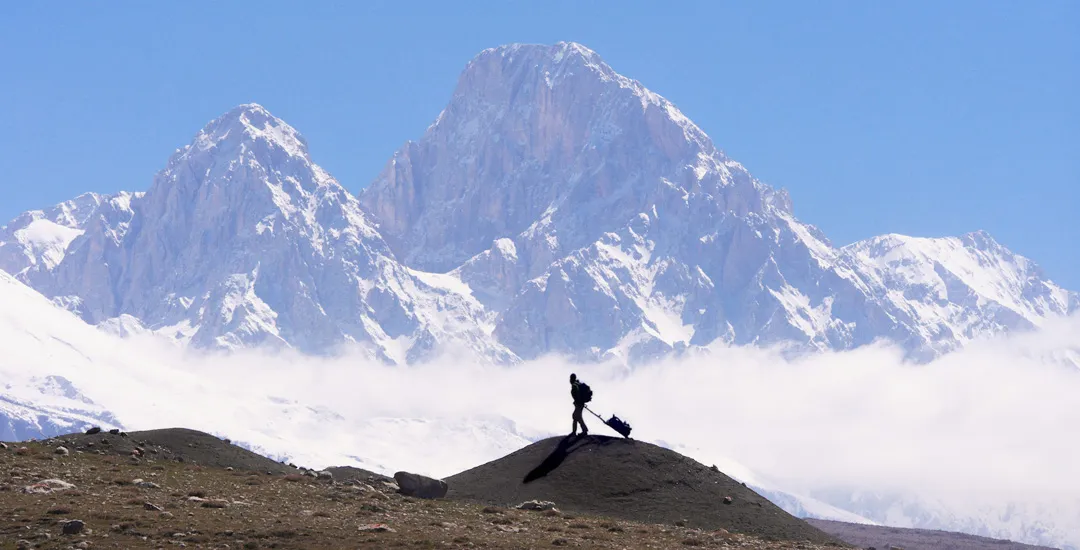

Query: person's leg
573;404;587;435
571;404;579;435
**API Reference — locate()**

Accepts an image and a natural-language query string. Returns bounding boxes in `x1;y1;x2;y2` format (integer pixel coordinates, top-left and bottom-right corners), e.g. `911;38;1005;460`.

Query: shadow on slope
447;435;841;545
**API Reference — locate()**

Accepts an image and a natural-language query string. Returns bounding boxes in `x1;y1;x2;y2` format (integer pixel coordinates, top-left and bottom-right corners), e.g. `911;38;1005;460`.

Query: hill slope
446;435;838;544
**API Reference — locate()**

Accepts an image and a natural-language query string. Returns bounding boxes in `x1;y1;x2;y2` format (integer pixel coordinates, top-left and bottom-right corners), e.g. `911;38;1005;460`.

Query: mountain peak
192;103;309;160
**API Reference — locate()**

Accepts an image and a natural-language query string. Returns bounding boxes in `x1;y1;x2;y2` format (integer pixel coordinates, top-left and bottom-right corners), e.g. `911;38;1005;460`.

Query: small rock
16;540;32;550
552;538;569;546
358;523;395;533
225;467;234;472
201;499;229;509
85;427;102;435
393;471;447;499
15;446;31;456
75;542;89;549
0;442;7;450
317;470;334;482
108;428;120;435
516;500;557;511
135;480;160;489
675;519;688;527
160;511;174;518
303;470;317;478
186;496;207;502
62;519;85;535
723;496;733;505
54;446;70;456
144;502;164;512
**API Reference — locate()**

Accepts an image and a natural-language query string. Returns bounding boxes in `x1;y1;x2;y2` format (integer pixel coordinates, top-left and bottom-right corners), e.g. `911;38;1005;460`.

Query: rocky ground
0;432;847;549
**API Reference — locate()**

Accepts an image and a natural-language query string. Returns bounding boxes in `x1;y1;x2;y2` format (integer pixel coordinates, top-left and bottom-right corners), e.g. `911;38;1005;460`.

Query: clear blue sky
1;1;1076;288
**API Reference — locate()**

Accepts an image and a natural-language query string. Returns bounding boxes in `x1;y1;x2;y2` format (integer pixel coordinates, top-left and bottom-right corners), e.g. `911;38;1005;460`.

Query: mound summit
446;435;840;545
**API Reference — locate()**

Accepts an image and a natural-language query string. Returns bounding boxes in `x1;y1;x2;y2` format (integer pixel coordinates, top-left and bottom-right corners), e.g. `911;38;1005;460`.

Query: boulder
85;427;101;435
62;519;85;535
54;446;70;456
516;500;557;511
393;471;448;499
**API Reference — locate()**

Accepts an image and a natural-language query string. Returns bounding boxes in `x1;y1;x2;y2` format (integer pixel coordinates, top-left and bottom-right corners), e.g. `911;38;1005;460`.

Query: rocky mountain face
360;42;1077;362
3;42;1076;363
1;106;512;363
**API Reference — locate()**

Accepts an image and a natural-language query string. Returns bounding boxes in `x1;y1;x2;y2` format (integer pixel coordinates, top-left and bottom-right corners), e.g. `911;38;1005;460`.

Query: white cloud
2;274;1078;546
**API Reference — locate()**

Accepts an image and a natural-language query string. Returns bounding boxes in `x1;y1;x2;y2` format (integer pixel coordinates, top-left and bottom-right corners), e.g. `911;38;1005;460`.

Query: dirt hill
48;427;301;474
445;435;841;545
1;436;844;549
807;519;1057;550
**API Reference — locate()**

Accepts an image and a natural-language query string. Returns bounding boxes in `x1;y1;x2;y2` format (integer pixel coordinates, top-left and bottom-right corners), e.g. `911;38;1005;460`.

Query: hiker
570;373;590;436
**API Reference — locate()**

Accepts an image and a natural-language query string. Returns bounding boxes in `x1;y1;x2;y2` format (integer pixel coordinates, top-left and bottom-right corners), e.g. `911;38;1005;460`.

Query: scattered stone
723;496;733;505
23;479;76;494
134;480;160;489
393;471;448;499
15;446;30;456
85;427;102;435
201;499;229;509
186;496;207;503
358;523;395;533
62;519;85;535
75;542;89;549
516;500;557;512
144;502;164;512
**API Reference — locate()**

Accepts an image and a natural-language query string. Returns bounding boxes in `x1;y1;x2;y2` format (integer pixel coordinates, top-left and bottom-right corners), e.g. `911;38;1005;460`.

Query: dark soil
446;435;843;546
806;519;1056;550
1;439;842;550
44;428;302;474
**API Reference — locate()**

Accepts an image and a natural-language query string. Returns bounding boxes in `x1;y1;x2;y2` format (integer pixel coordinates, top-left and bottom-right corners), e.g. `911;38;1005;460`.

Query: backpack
577;382;593;403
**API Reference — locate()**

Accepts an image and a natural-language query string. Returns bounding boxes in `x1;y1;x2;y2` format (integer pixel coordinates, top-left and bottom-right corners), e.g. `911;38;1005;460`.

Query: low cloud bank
3;300;1079;545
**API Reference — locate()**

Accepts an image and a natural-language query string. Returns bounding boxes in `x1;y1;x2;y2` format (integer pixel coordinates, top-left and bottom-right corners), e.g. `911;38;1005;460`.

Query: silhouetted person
570;373;590;436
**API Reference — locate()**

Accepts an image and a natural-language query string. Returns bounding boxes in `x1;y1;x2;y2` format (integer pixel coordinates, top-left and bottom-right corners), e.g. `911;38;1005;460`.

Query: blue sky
1;1;1076;287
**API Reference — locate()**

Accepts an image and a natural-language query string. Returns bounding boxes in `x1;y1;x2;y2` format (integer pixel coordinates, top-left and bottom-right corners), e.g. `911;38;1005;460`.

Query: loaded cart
585;406;632;438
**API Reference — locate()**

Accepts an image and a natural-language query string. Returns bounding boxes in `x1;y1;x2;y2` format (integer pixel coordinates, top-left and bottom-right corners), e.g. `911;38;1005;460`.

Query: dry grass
1;441;844;549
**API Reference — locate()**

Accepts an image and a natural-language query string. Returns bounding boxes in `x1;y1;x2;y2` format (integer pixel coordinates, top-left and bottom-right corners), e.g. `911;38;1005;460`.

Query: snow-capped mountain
360;42;1077;361
5;105;512;363
3;42;1076;362
0;191;139;280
